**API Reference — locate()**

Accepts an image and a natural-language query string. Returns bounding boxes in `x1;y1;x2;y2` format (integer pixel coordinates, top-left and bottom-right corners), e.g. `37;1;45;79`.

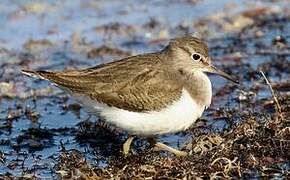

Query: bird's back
22;52;184;112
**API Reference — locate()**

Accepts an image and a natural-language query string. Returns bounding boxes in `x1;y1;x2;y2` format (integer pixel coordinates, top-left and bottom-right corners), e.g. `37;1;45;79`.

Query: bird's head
165;36;238;84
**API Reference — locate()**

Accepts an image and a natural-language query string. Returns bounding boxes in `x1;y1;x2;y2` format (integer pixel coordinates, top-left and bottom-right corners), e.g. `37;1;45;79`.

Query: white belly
74;89;205;136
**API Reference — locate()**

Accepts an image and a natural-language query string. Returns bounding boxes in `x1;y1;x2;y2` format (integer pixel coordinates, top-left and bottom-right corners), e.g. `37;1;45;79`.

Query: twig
260;71;282;116
211;157;238;176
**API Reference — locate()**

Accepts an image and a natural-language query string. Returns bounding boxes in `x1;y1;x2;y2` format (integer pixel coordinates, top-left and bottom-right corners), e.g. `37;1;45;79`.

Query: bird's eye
191;53;201;61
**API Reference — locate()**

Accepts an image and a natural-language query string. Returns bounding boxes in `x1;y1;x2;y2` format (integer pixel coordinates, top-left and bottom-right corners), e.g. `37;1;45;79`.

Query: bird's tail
21;69;78;91
21;69;52;80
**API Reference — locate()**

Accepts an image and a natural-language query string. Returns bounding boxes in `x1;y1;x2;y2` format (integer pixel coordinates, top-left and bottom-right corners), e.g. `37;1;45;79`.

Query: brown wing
23;54;183;112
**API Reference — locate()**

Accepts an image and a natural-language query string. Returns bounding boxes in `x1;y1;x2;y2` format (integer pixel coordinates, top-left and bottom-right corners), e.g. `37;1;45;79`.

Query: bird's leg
123;136;134;155
155;142;188;157
147;137;188;157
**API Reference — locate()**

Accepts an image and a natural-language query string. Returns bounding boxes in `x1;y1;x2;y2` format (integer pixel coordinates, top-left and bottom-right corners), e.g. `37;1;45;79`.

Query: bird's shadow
74;120;149;158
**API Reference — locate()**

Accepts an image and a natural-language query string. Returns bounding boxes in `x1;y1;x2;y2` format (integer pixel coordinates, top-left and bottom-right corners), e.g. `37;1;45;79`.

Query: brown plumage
22;36;237;113
22;53;184;112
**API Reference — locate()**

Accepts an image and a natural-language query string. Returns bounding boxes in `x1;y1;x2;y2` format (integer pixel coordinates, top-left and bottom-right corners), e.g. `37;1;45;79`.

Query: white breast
74;88;205;136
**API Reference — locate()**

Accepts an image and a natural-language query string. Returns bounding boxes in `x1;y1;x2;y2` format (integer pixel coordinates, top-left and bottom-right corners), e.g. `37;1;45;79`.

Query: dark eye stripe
178;46;207;59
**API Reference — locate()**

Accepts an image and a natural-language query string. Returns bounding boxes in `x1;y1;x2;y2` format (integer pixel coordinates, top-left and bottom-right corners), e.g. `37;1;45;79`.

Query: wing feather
22;54;183;112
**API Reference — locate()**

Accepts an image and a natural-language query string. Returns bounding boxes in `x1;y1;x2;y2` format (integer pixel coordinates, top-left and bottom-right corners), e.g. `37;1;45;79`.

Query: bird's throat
183;71;212;109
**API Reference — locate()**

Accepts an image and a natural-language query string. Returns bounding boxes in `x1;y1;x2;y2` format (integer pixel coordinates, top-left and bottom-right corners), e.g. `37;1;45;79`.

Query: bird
22;36;238;156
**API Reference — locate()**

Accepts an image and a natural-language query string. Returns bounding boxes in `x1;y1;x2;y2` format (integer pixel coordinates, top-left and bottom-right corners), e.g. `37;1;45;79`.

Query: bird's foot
154;142;188;157
122;136;134;155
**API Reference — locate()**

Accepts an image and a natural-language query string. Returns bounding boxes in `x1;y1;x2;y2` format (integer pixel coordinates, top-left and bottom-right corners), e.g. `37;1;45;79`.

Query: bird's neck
183;71;212;109
159;49;212;108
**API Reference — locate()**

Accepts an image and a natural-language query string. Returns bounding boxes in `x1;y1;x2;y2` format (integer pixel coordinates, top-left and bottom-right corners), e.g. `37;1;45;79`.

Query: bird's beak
207;65;239;84
203;58;239;84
